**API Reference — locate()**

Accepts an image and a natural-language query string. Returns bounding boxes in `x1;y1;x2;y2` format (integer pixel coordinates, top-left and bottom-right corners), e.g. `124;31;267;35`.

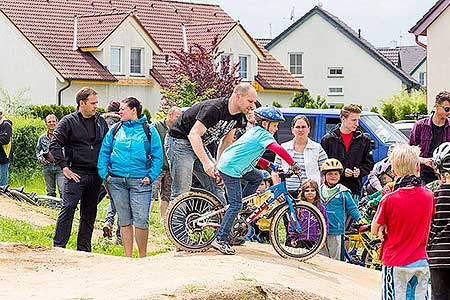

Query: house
410;0;450;109
265;6;420;109
0;0;304;113
377;45;427;87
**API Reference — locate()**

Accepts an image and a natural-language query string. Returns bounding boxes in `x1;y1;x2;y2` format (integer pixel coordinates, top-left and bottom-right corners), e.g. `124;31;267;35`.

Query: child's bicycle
0;185;62;209
344;223;382;270
164;169;327;261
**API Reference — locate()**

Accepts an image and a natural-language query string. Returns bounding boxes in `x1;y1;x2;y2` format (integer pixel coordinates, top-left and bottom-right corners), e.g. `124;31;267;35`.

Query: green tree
379;89;427;122
290;91;328;109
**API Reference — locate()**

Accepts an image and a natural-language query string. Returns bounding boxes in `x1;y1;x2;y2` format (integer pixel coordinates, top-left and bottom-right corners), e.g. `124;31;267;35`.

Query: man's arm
187;120;215;177
216;128;236;161
359;135;375;178
35;135;46;163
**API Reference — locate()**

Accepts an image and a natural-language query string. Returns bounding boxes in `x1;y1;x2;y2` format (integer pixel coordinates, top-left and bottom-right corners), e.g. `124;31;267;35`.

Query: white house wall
257;91;296;108
57;81;162;114
411;60;427;87
427;5;450;108
269;14;404;109
0;12;59;105
218;29;258;82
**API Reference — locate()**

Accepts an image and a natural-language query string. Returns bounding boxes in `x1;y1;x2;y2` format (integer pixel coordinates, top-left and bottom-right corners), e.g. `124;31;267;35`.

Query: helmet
433;142;450;174
320;158;344;174
261;170;271;180
374;157;392;177
254;106;285;123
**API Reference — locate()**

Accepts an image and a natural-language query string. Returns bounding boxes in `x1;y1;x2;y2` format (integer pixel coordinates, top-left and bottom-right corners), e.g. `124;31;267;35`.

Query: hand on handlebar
290;162;301;175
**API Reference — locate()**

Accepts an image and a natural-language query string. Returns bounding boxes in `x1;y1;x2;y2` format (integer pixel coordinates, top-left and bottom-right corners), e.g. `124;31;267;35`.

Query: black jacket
0;119;12;164
50;111;108;173
321;125;374;195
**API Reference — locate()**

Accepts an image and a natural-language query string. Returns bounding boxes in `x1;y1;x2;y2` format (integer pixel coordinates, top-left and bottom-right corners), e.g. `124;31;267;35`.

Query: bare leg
120;225;134;257
135;227;149;258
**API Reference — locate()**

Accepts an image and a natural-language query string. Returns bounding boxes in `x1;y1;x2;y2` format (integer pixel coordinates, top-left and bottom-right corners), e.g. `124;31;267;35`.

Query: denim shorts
106;176;152;228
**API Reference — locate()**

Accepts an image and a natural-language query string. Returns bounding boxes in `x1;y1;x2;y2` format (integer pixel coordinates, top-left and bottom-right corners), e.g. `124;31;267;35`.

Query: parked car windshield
361;115;408;144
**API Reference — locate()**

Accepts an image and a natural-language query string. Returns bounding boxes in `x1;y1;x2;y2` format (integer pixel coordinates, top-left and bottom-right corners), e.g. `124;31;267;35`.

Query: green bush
290;91;328;109
379;89;427;122
9;116;46;175
272;101;282;108
30;104;76;120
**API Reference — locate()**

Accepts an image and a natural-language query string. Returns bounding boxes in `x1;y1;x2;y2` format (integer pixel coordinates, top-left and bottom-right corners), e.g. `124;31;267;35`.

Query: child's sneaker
211;239;236;255
102;221;113;238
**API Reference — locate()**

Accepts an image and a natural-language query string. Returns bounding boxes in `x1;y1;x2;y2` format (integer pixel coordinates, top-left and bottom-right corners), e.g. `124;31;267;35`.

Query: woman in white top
273;115;328;196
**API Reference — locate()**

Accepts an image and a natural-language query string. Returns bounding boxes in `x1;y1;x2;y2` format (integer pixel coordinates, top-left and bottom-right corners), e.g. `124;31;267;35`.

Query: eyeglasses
439;104;450;112
293;125;309;130
303;189;316;193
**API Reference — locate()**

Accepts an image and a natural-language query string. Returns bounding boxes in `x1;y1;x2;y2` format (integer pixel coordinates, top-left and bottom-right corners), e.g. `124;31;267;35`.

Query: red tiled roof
377;48;401;67
0;0;304;90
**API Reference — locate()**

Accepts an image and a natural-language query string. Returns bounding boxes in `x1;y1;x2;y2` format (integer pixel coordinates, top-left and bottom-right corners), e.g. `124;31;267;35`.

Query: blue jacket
320;184;361;235
97;116;163;182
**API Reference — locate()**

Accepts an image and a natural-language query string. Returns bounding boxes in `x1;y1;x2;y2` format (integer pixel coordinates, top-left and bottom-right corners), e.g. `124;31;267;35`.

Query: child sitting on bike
213;106;300;255
288;179;329;249
320;158;361;261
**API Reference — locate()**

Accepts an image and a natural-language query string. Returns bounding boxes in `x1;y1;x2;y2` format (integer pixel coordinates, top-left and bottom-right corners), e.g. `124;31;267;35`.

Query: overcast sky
197;0;435;47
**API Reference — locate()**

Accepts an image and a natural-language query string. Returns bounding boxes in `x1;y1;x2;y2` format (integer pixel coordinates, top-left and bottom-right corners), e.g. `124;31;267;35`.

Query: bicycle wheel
35;195;63;209
8;190;38;206
361;238;382;270
165;191;224;252
270;201;326;261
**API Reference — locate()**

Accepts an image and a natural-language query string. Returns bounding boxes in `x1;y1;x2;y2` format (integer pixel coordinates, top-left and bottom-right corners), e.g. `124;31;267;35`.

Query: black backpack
112;121;152;144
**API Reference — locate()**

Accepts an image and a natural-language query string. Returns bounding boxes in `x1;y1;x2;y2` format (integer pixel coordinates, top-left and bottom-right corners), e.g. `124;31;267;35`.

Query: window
130;48;143;75
110;47;122;74
289;53;303;76
328;67;344;77
239;55;249;80
328;87;344;96
419;72;426;86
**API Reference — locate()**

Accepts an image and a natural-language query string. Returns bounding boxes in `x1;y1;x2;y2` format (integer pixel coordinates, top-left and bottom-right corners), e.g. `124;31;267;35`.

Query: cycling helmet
433;142;450;174
320;158;344;174
374;157;393;178
254;106;285;124
261;170;271;180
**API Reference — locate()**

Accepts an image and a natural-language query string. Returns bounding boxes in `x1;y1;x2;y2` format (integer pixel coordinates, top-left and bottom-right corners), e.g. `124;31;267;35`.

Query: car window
325;117;340;134
360;115;408;144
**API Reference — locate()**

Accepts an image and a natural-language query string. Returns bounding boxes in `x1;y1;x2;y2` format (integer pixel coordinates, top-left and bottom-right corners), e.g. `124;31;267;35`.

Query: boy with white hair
372;144;434;300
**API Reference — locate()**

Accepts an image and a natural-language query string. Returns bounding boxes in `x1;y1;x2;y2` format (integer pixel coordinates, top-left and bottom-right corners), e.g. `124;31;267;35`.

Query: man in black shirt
50;87;108;252
166;83;257;204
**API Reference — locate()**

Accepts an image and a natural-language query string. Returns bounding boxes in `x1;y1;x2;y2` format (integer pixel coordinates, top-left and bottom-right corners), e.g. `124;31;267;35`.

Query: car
392;120;416;139
274;108;408;163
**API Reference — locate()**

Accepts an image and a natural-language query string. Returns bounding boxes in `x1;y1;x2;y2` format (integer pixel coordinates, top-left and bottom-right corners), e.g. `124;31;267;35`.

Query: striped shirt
275;148;327;191
428;183;450;269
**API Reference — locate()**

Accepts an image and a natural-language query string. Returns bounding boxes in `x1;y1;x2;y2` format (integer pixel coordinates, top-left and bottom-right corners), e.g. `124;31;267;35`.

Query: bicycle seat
358;224;371;233
11;186;25;193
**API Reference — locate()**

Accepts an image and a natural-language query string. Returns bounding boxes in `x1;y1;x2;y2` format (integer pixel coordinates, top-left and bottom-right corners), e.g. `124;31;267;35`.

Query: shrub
379;89;427;122
9;116;46;175
272;101;282;108
290;91;328;109
30;104;76;120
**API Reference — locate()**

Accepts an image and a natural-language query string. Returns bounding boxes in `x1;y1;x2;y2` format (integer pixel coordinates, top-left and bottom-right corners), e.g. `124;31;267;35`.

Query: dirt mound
0;195;55;226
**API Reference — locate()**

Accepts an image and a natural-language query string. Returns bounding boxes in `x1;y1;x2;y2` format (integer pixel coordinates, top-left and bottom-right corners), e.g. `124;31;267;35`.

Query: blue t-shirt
217;126;275;177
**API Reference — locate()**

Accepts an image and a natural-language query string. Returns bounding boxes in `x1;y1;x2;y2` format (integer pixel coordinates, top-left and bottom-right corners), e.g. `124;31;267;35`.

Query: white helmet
433;142;450;174
374;157;393;178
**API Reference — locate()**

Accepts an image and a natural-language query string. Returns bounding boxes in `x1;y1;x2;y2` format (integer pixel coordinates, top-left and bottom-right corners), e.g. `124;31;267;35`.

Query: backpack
112;121;152;144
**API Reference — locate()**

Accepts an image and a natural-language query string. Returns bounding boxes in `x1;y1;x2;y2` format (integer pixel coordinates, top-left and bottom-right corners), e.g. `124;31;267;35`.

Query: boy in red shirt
372;144;434;300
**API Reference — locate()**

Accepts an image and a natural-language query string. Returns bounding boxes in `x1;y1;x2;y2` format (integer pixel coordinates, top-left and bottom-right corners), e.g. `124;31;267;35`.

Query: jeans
165;136;226;205
98;184;121;238
42;164;64;197
430;268;450;300
0;162;10;186
217;168;263;241
151;169;171;202
106;177;152;229
53;173;102;252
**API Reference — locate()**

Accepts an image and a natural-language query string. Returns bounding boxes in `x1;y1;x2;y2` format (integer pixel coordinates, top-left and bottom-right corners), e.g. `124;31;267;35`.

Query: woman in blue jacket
98;97;163;258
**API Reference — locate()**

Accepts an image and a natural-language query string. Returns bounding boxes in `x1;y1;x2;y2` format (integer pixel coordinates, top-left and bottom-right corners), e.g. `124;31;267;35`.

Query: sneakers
114;236;122;245
211;239;236;255
102;221;113;238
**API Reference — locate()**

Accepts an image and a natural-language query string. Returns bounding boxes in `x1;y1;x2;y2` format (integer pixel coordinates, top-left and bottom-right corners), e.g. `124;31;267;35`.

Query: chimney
72;15;78;51
182;24;188;52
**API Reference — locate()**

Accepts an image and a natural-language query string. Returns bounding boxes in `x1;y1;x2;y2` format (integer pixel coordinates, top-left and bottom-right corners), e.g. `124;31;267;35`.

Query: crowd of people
0;82;448;299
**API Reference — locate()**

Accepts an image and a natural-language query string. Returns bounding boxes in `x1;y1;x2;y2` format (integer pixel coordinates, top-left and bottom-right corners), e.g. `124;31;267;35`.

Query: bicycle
0;185;62;209
344;223;382;270
164;169;327;261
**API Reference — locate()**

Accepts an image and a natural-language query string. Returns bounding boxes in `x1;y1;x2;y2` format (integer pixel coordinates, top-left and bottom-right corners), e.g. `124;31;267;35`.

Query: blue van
276;108;408;163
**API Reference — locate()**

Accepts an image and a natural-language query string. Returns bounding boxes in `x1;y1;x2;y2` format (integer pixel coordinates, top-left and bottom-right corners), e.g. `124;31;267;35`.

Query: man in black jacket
50;87;108;252
0;109;12;186
321;104;374;196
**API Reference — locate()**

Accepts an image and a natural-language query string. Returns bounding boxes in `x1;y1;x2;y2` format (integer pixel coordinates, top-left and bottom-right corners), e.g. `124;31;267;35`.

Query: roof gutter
414;35;427;49
57;79;72;105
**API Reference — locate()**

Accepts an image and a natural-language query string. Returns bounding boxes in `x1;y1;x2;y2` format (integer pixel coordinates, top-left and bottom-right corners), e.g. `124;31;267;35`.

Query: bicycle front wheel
270;201;327;261
9;190;38;206
361;238;382;270
165;191;223;252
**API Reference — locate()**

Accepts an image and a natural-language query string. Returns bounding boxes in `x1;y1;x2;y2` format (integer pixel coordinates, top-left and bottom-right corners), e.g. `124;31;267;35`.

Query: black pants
430;268;450;300
53;173;102;252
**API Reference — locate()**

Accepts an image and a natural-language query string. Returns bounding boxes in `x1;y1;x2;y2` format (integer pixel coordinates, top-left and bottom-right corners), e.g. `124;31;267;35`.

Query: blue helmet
261;170;271;180
254;106;285;123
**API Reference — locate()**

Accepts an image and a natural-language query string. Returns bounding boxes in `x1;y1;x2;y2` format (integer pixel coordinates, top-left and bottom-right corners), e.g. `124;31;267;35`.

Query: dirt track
0;195;381;300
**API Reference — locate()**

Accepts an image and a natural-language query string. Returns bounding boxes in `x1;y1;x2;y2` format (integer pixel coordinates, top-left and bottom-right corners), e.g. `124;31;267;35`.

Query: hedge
30;104;76;120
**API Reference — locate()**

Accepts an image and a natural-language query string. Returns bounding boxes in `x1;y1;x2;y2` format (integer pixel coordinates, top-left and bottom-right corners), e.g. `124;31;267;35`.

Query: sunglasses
439;103;450;112
303;189;316;193
293;125;309;130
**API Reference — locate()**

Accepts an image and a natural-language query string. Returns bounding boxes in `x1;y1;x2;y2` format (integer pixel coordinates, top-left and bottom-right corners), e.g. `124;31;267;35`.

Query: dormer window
130;48;143;75
110;46;123;74
239;55;250;81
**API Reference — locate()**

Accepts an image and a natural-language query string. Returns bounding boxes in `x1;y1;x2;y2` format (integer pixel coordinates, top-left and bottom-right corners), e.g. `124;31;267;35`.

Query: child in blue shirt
319;158;361;261
213;106;299;255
